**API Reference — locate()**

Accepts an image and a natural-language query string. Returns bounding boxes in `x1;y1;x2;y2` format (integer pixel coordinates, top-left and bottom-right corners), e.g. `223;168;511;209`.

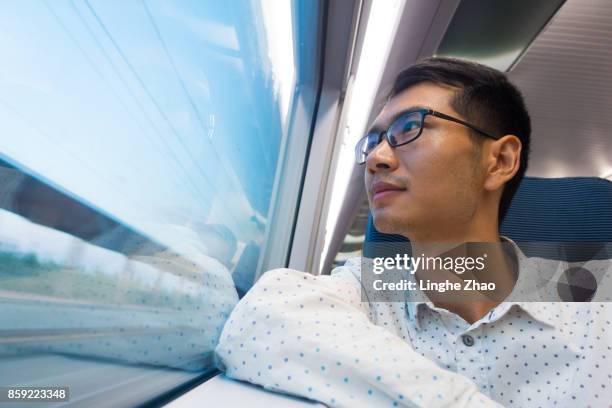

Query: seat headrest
364;176;612;262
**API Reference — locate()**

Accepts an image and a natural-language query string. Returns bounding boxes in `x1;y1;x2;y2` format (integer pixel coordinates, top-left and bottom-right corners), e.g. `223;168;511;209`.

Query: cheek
399;139;447;188
401;138;477;206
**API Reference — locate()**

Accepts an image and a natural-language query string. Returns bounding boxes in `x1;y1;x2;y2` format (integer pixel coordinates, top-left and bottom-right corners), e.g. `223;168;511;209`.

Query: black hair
389;57;531;223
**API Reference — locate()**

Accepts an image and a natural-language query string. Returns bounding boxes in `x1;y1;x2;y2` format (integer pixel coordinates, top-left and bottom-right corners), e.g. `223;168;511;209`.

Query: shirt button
461;334;475;347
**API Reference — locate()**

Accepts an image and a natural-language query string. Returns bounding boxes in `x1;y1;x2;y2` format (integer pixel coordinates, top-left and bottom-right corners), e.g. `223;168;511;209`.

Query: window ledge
164;374;325;408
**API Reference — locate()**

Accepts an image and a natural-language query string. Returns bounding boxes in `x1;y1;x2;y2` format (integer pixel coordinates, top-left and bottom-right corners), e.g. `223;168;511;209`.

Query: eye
366;134;379;151
389;113;423;145
402;120;420;132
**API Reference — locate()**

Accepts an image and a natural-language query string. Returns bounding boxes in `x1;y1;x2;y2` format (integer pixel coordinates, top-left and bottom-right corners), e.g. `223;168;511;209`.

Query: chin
372;210;404;235
371;202;422;236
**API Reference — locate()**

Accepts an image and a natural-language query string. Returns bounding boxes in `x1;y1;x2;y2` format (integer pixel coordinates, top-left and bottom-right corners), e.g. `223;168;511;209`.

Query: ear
483;135;522;192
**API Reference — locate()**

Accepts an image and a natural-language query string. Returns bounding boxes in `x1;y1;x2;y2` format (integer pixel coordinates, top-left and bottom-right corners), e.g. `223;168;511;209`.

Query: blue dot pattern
216;266;503;406
216;239;612;407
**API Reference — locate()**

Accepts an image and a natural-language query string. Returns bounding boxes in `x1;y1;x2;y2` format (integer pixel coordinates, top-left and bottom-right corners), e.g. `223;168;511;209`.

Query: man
215;58;611;407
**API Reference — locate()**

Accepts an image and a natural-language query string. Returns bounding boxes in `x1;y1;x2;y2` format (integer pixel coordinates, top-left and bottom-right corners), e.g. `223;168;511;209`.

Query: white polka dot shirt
215;242;612;407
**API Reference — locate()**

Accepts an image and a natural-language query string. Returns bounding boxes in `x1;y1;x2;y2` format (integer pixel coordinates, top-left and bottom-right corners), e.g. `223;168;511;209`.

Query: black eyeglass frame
355;108;500;164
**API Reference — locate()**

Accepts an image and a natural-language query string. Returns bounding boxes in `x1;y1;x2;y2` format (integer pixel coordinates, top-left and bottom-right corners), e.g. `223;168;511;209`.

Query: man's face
365;82;485;241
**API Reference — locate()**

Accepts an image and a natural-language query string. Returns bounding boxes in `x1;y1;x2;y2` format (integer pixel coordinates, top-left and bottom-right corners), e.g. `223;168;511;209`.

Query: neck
408;220;517;324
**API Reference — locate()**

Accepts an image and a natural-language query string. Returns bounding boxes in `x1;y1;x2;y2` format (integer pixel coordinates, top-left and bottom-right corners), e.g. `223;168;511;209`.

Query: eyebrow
367;105;432;134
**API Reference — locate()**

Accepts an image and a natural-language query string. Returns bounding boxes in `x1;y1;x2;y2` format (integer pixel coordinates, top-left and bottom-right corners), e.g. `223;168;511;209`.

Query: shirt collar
405;236;562;329
502;237;562;328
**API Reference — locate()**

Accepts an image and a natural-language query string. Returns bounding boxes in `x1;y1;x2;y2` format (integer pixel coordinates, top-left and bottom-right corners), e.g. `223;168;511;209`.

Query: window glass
332;197;369;271
0;0;317;404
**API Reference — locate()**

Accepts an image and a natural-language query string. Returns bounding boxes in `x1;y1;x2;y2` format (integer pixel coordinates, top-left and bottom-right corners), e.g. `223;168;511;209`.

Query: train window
0;0;319;405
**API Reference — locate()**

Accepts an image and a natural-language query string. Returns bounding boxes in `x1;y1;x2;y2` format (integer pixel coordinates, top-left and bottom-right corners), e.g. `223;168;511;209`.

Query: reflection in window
0;0;317;404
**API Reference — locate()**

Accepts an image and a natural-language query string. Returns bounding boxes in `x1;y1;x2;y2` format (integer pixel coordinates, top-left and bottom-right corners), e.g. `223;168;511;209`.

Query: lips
371;181;406;200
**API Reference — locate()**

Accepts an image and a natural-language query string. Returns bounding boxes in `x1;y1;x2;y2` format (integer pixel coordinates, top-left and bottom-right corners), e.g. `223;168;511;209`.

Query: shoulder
245;258;366;306
330;256;363;282
257;257;364;286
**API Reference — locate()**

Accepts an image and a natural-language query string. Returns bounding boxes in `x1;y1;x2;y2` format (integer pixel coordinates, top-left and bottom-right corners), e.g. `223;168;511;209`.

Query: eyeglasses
355;108;500;164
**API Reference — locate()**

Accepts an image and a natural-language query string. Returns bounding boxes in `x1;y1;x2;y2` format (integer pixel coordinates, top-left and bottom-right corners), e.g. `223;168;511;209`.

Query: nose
365;137;399;174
